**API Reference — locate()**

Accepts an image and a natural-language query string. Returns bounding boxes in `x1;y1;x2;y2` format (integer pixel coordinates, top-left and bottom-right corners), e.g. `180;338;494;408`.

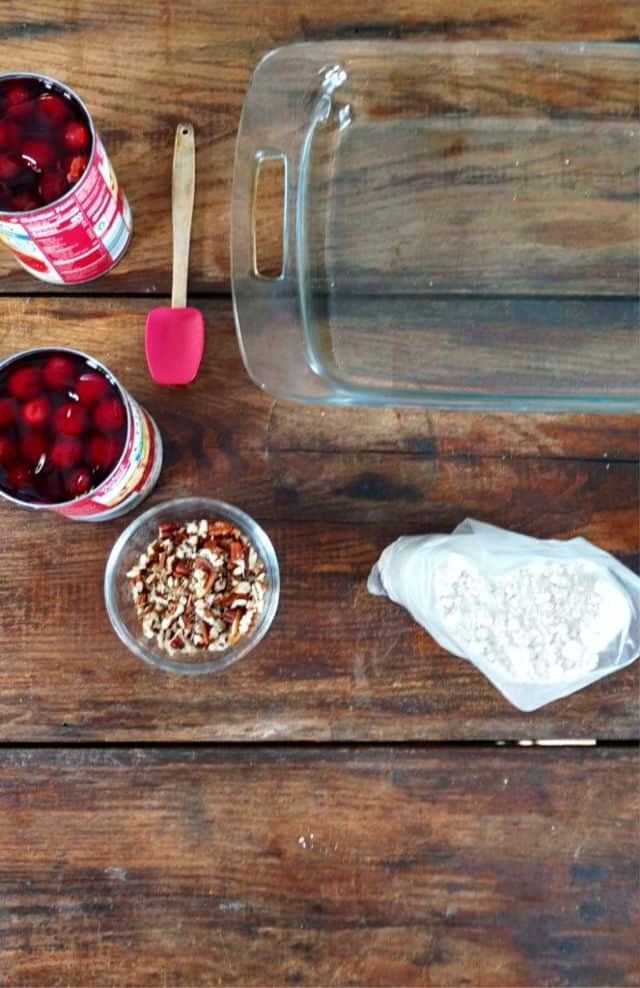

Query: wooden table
1;3;638;985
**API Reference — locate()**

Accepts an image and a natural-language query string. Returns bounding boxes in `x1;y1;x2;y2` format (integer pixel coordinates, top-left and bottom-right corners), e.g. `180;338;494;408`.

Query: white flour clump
433;553;629;683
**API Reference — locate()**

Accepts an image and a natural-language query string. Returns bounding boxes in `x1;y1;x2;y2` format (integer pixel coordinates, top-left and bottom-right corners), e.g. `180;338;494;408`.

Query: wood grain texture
285;43;640;294
310;124;639;295
0;1;637;293
1;747;638;987
1;295;638;458
279;296;640;403
0;298;637;741
0;10;637;988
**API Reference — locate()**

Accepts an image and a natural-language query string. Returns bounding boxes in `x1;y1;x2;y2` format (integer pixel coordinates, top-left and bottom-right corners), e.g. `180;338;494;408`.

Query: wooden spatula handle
171;122;195;309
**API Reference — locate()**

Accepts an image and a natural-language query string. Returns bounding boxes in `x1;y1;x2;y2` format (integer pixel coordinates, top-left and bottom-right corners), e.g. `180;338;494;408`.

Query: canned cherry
0;74;132;284
0;348;162;521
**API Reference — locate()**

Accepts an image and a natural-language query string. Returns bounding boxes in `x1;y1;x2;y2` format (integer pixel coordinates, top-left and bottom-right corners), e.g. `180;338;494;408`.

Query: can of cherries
0;348;162;520
0;73;132;284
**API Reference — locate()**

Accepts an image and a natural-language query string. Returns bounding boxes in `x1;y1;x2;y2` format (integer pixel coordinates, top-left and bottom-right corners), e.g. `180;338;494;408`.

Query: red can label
0;137;131;284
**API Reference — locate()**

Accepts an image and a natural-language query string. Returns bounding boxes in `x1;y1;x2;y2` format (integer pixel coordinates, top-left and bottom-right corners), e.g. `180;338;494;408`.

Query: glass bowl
104;497;280;674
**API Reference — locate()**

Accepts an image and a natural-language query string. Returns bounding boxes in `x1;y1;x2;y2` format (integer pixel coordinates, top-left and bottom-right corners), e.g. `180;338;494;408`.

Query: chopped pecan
210;521;235;536
230;541;244;563
193;557;215;595
197;620;210;645
218;590;247;606
129;518;267;657
228;612;242;645
158;522;178;540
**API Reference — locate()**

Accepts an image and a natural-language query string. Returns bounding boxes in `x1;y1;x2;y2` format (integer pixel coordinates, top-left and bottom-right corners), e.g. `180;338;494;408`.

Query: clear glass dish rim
104;496;280;675
231;41;640;414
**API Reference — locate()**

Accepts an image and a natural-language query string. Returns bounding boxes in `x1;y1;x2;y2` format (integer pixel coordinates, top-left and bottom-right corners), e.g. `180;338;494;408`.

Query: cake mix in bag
368;519;640;711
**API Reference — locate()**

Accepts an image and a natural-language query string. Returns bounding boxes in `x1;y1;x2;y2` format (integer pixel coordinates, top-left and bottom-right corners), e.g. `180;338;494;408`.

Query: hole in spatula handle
252;153;286;279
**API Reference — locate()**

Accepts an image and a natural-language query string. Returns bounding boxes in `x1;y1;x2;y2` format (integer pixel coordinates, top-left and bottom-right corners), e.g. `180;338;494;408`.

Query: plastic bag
368;519;640;711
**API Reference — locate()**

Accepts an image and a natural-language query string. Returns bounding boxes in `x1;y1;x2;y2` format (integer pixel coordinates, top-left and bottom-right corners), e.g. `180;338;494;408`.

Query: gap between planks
1;290;638;301
0;739;637;752
258;445;640;465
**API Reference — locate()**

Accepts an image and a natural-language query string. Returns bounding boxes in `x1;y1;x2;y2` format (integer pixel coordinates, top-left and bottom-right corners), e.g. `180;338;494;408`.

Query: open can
0;73;132;284
0;347;162;521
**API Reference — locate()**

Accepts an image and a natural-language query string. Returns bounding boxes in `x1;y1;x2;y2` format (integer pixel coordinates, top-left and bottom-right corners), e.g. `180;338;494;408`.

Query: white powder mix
433;553;630;683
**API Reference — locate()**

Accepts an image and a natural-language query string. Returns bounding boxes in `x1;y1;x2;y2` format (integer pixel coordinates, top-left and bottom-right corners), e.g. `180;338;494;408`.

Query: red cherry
4;84;35;123
11;161;38;192
5;460;33;489
8;366;41;399
76;370;108;404
0;434;16;465
66;154;88;184
21;395;51;427
49;436;82;468
4;83;31;108
0;398;16;426
53;402;87;436
6;102;34;123
20;138;55;172
19;430;48;464
10;191;40;212
92;398;125;432
0;183;11;212
62;121;89;151
37;92;69;124
0;153;21;180
0;121;21;150
39;170;67;204
87;433;121;469
35;470;65;502
4;83;33;120
42;354;76;389
65;466;92;498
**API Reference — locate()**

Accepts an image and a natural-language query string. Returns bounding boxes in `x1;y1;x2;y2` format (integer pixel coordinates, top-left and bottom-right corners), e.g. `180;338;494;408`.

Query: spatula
145;122;204;384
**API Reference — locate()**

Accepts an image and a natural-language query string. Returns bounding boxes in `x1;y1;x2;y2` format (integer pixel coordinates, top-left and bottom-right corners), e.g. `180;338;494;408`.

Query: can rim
0;345;131;510
0;72;97;218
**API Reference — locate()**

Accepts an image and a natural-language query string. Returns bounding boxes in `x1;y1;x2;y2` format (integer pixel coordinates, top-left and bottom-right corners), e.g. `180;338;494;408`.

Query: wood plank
1;747;638;986
1;521;638;742
0;1;637;293
269;403;640;461
1;296;638;459
287;44;640;294
282;296;639;404
0;298;637;740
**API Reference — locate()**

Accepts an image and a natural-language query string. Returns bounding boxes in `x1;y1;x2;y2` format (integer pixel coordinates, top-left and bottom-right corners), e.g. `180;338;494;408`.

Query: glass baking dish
232;42;639;411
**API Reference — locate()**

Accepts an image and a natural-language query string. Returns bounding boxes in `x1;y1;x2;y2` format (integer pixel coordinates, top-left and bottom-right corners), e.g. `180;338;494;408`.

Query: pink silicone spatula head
145;122;204;384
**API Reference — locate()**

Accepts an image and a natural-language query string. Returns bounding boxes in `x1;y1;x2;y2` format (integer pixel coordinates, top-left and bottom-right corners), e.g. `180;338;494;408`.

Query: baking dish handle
231;48;346;402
